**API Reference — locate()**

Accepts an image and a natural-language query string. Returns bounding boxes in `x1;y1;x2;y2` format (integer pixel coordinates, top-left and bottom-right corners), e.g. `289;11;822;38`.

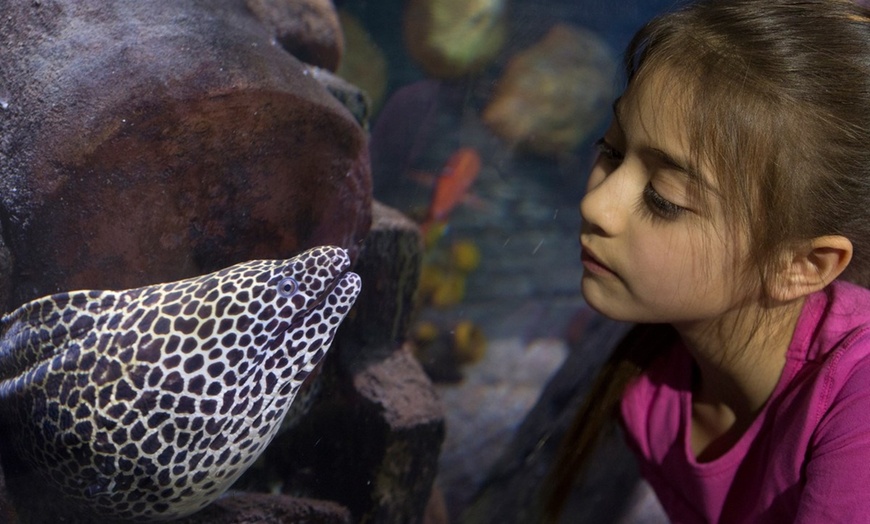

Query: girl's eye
641;183;686;220
594;138;624;164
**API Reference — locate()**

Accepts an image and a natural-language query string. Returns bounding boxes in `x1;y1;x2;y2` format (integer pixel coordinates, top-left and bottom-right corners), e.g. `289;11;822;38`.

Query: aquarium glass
0;0;680;522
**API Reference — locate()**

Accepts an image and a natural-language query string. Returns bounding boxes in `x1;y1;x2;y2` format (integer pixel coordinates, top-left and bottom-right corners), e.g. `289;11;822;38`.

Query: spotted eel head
0;245;360;522
221;245;361;393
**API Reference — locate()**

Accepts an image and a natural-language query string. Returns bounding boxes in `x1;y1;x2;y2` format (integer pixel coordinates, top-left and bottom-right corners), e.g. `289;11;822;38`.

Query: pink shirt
621;281;870;523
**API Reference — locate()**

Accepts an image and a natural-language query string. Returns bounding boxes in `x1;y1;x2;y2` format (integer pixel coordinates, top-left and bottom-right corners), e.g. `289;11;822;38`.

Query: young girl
546;0;870;522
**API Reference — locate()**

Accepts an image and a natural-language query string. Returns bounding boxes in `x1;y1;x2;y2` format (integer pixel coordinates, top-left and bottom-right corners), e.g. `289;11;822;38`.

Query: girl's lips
581;247;617;277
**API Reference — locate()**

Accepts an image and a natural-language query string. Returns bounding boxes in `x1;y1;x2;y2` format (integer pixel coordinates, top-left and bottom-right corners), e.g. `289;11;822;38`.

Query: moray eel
0;245;361;522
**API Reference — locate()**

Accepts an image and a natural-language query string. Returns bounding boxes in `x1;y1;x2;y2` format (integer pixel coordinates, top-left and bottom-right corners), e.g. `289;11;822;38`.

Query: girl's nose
579;169;629;236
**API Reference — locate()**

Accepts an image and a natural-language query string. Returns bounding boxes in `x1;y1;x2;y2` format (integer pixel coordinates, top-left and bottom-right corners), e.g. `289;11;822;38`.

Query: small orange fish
422;147;482;233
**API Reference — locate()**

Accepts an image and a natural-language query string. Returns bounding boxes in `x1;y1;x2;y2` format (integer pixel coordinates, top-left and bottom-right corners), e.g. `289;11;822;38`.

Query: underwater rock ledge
0;1;445;522
0;0;371;309
246;0;345;71
177;492;354;523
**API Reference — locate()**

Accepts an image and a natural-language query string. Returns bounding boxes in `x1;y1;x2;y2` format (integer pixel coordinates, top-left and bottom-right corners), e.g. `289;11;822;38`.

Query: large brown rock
0;0;371;309
246;0;344;71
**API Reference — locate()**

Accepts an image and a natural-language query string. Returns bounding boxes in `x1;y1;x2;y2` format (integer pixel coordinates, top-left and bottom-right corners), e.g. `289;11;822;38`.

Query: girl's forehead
621;67;694;131
621;68;726;194
623;76;703;162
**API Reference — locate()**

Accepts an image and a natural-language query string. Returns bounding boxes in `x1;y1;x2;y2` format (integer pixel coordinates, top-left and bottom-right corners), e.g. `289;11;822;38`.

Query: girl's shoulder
825;279;870;311
793;280;870;364
791;281;870;429
791;284;870;472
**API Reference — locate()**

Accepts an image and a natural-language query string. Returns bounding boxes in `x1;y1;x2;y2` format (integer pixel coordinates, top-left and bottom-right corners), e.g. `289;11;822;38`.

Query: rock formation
0;0;370;309
0;2;443;522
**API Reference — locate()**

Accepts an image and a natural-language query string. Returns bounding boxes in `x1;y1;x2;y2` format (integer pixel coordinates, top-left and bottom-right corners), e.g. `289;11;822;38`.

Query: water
0;1;680;522
343;1;676;522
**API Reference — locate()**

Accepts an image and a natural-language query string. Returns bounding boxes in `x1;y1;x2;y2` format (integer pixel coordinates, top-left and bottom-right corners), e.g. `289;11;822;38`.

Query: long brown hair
546;0;870;519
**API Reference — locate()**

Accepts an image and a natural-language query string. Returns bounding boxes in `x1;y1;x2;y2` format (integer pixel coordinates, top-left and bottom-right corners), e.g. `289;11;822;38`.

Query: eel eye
277;277;299;298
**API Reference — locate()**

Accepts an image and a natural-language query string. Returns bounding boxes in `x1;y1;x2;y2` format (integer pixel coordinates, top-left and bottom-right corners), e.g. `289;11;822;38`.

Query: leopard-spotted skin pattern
0;245;361;522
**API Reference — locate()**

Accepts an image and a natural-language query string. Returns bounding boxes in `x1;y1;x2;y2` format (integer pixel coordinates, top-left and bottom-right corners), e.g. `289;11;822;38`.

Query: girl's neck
674;297;805;461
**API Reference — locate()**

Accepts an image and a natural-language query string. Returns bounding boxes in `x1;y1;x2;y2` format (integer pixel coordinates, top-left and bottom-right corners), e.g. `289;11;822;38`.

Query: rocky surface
0;0;447;521
179;493;353;524
339;201;424;365
306;64;372;128
0;0;370;310
246;0;344;71
436;336;568;522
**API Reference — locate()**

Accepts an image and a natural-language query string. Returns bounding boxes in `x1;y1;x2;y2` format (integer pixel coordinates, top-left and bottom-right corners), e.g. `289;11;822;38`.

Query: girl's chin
580;279;666;324
581;279;632;321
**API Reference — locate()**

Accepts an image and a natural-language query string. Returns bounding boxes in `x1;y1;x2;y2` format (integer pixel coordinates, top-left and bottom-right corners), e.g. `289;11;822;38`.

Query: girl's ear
771;236;853;302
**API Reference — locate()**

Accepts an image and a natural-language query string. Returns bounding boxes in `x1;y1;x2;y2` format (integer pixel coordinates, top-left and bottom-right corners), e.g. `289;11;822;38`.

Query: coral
417;236;482;308
450;240;482;272
337;10;389;115
410;319;488;382
403;0;507;78
452;320;487;365
483;24;616;156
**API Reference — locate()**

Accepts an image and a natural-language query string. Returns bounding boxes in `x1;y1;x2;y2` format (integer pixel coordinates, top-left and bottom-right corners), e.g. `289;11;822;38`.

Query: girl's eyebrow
649;148;722;199
650;147;699;180
611;97;720;197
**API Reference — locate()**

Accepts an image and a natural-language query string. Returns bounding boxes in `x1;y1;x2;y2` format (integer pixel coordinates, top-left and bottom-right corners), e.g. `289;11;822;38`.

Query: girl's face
579;72;756;328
